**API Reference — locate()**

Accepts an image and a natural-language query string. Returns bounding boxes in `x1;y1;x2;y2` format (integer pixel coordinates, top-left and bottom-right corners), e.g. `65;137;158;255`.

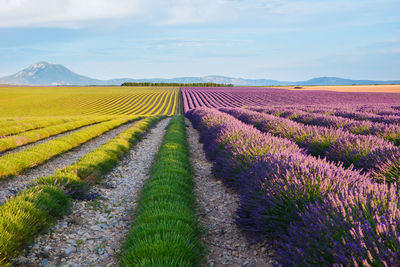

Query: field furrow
130;93;159;115
87;95;128;113
157;92;172;115
104;95;142;115
123;94;150;114
149;92;171;115
109;94;144;115
140;92;166;115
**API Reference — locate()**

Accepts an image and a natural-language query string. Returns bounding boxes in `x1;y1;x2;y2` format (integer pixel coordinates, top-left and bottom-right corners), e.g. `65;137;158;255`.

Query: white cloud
153;0;237;25
0;0;143;27
0;0;241;27
0;0;398;28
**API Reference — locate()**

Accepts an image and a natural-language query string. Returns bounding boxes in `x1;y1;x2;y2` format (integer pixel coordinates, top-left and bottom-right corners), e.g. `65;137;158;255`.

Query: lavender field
1;85;399;266
183;87;400;266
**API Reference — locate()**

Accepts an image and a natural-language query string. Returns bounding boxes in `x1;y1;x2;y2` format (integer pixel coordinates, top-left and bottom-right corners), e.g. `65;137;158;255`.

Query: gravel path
0;120;144;204
12;118;170;267
185;118;277;267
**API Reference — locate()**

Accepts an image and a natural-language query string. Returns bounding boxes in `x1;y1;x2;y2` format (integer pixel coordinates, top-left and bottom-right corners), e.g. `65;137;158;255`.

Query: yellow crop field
0;86;179;117
0;86;179;182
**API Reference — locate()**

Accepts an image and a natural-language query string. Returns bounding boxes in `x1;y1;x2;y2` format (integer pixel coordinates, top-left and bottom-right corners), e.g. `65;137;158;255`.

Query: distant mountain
0;62;399;86
0;61;104;86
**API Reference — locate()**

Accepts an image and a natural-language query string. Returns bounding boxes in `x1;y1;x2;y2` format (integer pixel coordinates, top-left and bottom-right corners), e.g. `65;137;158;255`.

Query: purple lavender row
296;105;400;125
334;111;400;125
326;104;400;117
304;104;400;117
220;107;396;173
186;108;400;265
356;105;400;116
251;104;400;126
249;106;400;145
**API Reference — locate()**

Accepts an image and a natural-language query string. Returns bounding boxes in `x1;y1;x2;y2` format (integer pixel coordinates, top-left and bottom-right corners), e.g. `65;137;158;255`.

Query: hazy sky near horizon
0;0;399;81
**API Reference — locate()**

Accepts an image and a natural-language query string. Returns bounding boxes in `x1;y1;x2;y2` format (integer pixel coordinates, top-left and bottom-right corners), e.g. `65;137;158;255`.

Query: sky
0;0;399;81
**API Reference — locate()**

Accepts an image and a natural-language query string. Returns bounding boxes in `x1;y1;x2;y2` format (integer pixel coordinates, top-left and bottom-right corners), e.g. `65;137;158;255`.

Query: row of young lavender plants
186;107;400;266
248;106;400;145
221;107;400;183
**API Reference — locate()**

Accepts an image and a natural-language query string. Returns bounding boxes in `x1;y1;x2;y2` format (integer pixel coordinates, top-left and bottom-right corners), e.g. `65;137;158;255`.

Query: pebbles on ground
11;118;170;267
185;118;277;267
0;120;145;204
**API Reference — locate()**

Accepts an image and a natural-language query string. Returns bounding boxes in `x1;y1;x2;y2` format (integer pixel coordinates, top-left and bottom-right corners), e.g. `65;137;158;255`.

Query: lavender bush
277;183;400;266
235;151;368;241
368;147;400;183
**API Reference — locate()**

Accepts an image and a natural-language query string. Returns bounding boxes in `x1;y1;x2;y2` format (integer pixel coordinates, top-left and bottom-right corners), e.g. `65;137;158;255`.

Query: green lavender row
0;116;165;264
120;115;205;267
0;116;140;179
0;116;113;153
0;117;74;137
0;185;70;264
